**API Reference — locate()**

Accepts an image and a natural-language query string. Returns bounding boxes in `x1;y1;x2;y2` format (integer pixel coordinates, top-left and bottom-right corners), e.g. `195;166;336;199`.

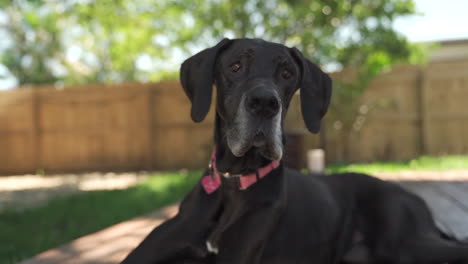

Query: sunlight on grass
327;155;468;174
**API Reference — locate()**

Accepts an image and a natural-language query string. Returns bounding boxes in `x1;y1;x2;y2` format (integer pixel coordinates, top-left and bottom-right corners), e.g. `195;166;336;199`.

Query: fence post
417;68;430;155
32;89;42;171
146;85;155;170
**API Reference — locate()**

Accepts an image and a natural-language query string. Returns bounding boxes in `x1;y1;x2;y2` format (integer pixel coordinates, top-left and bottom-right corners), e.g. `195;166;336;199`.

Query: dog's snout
245;90;280;118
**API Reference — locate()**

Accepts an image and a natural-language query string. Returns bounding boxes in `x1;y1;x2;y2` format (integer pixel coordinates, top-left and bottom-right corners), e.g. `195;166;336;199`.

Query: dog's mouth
227;125;283;160
225;95;283;160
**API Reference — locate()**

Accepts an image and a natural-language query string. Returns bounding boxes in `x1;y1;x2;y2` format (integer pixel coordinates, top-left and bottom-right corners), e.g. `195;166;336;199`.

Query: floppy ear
180;38;232;122
290;47;332;133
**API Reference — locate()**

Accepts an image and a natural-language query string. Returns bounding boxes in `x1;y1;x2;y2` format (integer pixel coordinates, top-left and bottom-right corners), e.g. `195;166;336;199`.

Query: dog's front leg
121;183;222;264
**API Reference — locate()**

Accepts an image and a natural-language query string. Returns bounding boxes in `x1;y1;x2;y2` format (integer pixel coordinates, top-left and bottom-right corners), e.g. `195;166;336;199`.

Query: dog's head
180;38;332;161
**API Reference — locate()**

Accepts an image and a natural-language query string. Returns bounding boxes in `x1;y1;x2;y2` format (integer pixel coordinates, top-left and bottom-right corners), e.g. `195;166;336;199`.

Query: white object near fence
307;149;325;174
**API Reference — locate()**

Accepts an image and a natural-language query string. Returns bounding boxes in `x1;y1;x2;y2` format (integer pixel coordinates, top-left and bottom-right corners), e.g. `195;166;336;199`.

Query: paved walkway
20;205;179;264
17;171;468;263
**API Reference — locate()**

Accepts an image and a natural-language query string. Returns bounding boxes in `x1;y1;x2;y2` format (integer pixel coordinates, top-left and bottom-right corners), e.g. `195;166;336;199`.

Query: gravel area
0;172;149;212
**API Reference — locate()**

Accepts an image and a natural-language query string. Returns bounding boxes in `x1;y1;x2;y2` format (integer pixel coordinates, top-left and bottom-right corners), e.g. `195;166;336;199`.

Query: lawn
327;155;468;174
0;170;200;264
2;155;468;263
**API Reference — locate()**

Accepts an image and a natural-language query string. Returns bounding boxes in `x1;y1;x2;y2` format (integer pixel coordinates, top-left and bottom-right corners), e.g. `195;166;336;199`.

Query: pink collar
201;150;280;194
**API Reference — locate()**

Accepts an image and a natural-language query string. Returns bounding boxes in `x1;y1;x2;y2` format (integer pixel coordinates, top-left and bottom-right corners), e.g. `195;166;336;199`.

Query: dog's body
122;38;468;264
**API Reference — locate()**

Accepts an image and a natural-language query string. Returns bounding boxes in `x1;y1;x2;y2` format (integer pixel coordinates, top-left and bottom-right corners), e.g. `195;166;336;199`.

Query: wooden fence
324;60;468;163
0;82;214;175
0;59;467;175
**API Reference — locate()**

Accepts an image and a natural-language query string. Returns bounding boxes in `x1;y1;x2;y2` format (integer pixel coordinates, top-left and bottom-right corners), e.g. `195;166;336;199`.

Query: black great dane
122;38;468;264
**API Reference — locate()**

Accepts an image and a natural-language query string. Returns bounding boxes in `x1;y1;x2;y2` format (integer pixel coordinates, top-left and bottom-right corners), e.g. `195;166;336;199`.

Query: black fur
122;38;468;264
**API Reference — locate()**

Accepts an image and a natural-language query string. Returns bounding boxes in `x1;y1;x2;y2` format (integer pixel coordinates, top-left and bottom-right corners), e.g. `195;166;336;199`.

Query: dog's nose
245;90;280;118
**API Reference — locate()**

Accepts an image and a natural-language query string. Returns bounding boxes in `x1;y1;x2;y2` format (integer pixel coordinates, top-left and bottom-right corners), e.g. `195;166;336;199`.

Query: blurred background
0;0;467;263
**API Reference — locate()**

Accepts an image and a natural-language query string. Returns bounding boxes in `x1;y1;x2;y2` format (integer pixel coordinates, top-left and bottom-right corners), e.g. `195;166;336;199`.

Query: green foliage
0;0;191;85
0;0;422;87
184;0;419;68
0;171;200;263
0;0;64;85
0;0;426;163
65;0;181;83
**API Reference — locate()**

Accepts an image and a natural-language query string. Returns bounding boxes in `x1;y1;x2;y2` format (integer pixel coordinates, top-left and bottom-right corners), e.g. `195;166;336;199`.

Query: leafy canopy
0;0;421;87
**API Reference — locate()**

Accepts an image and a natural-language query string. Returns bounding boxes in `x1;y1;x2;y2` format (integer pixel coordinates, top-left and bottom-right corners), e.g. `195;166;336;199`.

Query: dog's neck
213;113;272;175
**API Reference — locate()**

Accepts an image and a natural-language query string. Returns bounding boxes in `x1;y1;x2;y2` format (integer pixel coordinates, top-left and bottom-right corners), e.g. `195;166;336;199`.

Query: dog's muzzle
226;88;283;160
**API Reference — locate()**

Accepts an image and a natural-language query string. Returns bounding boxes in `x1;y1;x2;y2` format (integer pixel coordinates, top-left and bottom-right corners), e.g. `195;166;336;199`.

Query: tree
0;0;424;160
63;0;184;83
0;0;66;86
1;0;421;88
0;0;194;86
180;0;424;160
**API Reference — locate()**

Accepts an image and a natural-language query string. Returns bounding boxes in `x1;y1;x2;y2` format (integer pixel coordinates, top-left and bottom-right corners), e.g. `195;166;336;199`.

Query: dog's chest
259;212;339;263
205;182;340;263
258;173;343;263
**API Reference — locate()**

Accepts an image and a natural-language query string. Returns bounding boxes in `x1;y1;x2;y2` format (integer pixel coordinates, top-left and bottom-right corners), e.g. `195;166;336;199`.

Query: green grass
327;155;468;174
0;171;200;264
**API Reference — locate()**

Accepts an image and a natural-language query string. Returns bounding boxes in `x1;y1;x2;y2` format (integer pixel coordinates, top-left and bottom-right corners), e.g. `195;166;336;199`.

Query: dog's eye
229;63;241;73
281;70;293;80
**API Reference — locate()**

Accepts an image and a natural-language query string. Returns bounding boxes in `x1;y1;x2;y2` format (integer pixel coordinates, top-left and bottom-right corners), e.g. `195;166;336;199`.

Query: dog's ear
290;47;332;133
180;38;232;122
